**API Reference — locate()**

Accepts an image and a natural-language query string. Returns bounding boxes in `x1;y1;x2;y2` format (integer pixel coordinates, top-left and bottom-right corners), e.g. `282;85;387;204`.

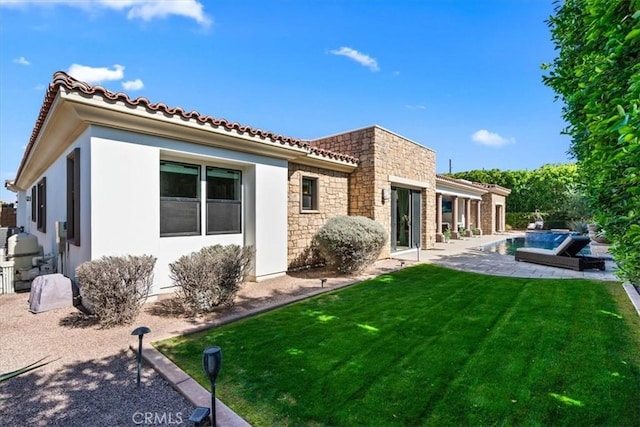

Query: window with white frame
301;177;318;211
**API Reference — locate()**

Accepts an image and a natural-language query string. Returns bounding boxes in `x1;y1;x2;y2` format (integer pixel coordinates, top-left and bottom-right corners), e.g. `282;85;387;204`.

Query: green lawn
155;264;640;426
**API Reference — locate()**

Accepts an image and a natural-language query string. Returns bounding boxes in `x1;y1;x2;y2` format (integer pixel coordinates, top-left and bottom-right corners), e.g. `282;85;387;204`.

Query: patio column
436;193;444;242
476;200;482;235
451;195;459;239
464;198;472;237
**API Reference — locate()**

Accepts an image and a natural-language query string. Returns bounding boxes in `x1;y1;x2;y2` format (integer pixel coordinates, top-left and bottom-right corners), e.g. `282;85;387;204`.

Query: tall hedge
450;163;586;217
543;0;640;283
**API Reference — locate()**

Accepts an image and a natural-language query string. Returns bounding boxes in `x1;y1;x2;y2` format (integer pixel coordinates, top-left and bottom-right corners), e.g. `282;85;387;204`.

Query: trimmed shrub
315;216;386;274
169;245;253;316
76;255;156;328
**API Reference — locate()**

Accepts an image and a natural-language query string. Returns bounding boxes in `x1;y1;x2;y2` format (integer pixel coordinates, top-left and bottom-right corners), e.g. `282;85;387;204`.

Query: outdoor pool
480;231;591;256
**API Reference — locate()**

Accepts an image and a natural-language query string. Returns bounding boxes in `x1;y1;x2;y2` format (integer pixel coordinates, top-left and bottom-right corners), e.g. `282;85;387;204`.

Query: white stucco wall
13;129;92;277
11;124;289;293
15;192;27;229
253;163;288;280
89;126;289;292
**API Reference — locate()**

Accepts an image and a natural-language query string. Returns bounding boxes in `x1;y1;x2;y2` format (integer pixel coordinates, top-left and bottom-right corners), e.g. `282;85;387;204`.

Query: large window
206;167;241;234
160;161;242;237
160;161;201;236
301;177;318;211
37;177;46;232
66;148;81;245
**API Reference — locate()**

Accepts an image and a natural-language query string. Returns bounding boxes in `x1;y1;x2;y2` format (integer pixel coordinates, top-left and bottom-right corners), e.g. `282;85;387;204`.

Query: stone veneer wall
0;203;17;227
287;163;349;268
311;127;377;219
480;193;507;234
312;126;437;257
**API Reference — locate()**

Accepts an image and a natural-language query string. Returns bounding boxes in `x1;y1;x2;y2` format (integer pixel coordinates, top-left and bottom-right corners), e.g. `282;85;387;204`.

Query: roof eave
14;92;87;191
293;152;358;173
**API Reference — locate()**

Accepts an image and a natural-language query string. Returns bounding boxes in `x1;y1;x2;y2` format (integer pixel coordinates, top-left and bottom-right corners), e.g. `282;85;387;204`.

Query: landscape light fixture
400;261;405;268
188;406;211;427
131;326;150;388
320;278;327;288
203;346;222;426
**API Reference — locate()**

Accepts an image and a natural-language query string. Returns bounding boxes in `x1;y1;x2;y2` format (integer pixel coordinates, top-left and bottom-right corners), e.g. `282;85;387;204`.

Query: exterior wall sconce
382;188;390;203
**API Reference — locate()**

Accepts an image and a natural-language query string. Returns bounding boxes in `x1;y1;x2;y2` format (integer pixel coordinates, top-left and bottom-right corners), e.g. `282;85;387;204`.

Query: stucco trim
389;175;430;189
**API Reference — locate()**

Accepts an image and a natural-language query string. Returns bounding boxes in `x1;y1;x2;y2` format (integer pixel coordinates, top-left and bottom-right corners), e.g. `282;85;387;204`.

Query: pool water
481;236;592;256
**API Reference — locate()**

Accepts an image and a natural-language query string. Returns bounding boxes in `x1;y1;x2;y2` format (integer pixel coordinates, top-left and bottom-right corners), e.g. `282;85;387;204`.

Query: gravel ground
0;260;401;427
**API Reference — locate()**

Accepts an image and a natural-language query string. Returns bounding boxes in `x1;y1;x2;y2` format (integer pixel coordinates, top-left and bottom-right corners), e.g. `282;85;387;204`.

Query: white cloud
122;78;144;91
405;104;426;110
13;56;30;66
33;84;46;91
67;64;124;84
471;129;515;147
329;46;379;72
0;0;212;27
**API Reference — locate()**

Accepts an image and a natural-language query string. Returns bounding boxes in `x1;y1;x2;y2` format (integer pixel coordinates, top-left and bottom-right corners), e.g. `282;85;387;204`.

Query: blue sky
0;0;571;202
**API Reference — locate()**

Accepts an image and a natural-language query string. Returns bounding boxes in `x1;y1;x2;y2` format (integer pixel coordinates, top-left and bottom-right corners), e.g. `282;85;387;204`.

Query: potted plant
443;228;452;243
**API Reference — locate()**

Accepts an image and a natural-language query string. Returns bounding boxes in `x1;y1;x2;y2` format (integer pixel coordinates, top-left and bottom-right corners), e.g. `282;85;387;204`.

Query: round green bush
315;216;387;274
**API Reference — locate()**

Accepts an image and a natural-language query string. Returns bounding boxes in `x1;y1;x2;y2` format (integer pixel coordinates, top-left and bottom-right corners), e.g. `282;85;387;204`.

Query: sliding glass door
391;187;421;252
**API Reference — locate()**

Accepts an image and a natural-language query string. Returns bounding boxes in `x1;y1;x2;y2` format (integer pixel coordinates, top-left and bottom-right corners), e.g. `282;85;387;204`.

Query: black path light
131;326;151;388
203;346;223;426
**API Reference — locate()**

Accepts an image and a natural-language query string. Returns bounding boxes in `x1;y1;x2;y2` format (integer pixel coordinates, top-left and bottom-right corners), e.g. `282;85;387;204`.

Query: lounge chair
515;235;606;271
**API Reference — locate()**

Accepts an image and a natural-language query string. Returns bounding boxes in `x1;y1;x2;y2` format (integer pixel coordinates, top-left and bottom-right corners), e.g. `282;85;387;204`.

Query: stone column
451;195;459;239
475;200;482;235
465;198;472;237
435;193;443;242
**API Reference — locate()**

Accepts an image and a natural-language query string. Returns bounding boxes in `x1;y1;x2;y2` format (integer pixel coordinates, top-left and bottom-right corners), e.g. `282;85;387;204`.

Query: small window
67;148;81;245
37;177;46;232
301;177;318;211
206;167;242;234
160;161;201;236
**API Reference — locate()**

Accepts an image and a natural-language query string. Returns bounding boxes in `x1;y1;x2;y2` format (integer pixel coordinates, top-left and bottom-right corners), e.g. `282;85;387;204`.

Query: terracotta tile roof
308;146;359;163
472;182;512;194
16;71;358;182
436;174;511;194
436;174;488;190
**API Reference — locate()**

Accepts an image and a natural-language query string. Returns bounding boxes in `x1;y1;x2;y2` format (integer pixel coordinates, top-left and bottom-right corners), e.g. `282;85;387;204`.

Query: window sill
300;209;320;214
160;233;201;238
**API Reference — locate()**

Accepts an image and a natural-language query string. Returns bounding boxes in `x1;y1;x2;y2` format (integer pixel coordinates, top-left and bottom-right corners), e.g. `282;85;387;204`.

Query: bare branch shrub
169;245;253;316
315;216;387;274
75;255;156;328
